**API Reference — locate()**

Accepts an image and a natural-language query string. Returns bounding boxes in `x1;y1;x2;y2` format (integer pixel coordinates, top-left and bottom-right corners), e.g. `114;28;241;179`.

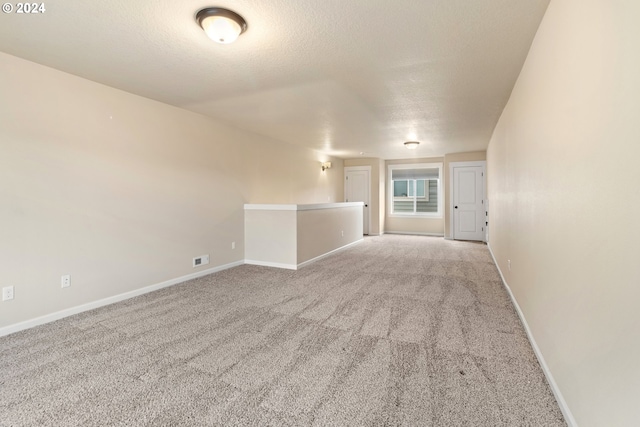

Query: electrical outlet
193;254;210;268
507;260;511;271
2;286;14;301
341;230;344;237
231;242;235;250
61;275;71;288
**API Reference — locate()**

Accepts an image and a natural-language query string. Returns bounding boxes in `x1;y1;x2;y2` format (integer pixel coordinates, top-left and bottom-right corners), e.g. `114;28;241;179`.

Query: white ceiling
0;0;550;159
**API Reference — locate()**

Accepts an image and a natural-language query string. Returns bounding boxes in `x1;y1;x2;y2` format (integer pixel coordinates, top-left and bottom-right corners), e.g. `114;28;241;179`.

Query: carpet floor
0;235;566;426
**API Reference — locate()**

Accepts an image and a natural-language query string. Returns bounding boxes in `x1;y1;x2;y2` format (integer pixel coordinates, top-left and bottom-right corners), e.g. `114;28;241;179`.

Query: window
394;179;426;198
388;163;442;217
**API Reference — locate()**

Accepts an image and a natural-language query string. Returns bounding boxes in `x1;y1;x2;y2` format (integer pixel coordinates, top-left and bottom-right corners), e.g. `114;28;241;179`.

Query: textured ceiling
0;0;550;159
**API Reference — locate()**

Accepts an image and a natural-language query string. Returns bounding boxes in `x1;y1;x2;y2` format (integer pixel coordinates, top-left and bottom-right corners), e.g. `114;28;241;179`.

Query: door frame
449;161;487;241
344;166;371;235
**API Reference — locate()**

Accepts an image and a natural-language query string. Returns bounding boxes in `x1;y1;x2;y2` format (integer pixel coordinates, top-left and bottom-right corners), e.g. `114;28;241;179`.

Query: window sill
389;213;442;219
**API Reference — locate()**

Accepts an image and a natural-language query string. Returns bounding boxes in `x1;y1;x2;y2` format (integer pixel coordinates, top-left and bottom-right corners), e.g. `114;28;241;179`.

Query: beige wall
349;153;486;238
487;1;640;425
344;158;385;235
0;52;343;329
443;151;486;239
297;206;363;264
244;209;297;267
384;157;445;235
244;204;363;268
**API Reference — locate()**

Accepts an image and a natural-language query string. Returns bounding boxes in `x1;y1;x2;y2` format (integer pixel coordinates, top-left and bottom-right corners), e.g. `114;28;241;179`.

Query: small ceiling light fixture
321;162;332;171
196;7;247;44
404;141;420;150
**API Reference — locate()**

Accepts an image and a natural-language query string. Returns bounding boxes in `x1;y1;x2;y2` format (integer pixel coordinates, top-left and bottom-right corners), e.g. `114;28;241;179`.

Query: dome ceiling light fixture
196;7;247;44
404;141;420;149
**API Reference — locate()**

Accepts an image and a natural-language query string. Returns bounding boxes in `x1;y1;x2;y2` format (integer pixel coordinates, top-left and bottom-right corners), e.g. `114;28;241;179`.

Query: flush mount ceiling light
196;7;247;44
404;141;420;149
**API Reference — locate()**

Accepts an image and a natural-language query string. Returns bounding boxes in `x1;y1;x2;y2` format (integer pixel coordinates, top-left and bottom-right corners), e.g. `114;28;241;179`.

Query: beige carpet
0;235;566;426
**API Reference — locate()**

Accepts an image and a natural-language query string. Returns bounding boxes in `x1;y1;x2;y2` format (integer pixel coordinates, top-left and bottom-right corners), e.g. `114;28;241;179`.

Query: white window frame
388;162;443;218
394;179;427;198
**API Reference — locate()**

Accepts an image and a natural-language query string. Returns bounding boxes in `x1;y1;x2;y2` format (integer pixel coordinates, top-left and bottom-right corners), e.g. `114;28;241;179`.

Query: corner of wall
486;243;577;427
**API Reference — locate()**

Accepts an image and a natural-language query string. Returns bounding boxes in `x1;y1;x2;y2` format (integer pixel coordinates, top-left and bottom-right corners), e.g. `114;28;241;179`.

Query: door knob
454;206;458;209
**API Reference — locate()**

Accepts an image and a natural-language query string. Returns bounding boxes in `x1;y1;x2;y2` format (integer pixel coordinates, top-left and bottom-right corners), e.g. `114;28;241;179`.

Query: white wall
0;52;343;330
487;1;640;425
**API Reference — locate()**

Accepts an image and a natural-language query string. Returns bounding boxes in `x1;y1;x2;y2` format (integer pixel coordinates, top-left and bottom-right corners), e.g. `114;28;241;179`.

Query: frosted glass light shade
201;16;241;44
404;141;420;149
196;8;247;44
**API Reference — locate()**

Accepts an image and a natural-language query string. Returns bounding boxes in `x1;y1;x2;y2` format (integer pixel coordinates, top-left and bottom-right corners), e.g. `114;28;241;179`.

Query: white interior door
452;164;485;241
345;168;370;235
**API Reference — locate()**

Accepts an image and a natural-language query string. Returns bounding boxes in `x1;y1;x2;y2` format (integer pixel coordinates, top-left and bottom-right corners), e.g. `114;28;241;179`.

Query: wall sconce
321;162;332;171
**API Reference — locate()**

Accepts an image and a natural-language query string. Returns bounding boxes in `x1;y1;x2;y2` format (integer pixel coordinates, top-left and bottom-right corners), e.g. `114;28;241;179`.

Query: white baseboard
244;260;297;270
385;231;445;237
0;260;244;338
245;238;364;271
487;244;577;427
2;238;364;336
296;238;364;269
